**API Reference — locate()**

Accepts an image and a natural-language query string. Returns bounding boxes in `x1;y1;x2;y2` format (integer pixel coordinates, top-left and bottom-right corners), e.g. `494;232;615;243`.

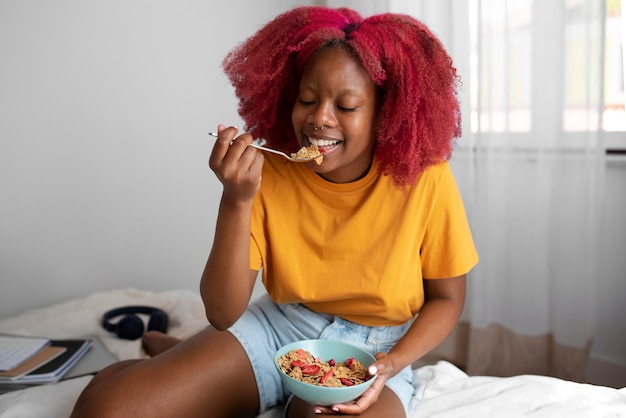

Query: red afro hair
222;6;461;187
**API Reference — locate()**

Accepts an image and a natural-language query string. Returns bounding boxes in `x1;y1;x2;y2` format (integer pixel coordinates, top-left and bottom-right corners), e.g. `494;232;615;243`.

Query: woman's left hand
313;352;396;415
311;275;467;415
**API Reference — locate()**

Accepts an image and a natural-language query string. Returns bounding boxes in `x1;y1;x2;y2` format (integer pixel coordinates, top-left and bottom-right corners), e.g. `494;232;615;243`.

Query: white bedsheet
0;288;624;418
412;362;626;417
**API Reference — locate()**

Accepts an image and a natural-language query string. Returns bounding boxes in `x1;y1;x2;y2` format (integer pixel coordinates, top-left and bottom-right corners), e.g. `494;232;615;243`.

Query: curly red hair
223;6;461;187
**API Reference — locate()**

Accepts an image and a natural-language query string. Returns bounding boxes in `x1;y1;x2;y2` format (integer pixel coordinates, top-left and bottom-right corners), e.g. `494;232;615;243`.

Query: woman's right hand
202;125;263;328
209;125;264;203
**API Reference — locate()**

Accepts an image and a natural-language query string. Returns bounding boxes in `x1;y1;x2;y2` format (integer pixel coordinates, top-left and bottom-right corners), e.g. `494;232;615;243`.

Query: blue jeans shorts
228;294;415;415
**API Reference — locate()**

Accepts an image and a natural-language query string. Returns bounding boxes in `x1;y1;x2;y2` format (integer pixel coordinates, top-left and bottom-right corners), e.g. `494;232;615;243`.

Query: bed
1;288;624;418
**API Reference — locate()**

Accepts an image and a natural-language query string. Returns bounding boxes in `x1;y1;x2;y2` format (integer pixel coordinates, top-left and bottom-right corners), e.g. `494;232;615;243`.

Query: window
603;0;624;132
469;0;625;150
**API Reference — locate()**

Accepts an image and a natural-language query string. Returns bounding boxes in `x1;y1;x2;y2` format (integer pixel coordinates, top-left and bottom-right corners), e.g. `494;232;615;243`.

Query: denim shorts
228;294;415;414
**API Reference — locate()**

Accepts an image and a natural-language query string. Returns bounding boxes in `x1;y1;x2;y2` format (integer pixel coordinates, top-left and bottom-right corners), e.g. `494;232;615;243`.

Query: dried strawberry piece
291;360;307;368
340;377;354;386
345;358;355;369
320;369;334;384
299;364;321;375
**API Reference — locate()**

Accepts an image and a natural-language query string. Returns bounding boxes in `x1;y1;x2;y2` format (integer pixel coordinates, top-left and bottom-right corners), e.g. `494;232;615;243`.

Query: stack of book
0;334;92;391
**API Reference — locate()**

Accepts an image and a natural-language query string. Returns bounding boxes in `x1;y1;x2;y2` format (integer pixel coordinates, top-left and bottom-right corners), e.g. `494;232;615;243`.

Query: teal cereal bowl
274;339;377;406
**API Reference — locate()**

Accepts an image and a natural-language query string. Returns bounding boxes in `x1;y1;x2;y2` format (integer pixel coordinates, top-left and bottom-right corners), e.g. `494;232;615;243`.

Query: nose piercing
309;115;324;131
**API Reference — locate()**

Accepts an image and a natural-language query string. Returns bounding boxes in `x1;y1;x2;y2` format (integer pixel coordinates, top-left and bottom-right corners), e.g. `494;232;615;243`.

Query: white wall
0;0;308;318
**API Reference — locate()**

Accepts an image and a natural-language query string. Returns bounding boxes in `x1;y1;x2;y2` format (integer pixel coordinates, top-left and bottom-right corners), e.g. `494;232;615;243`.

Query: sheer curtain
324;0;611;381
398;0;607;382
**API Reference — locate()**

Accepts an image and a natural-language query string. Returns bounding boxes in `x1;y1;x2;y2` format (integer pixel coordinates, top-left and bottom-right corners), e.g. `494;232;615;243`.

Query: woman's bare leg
287;386;406;418
71;327;260;418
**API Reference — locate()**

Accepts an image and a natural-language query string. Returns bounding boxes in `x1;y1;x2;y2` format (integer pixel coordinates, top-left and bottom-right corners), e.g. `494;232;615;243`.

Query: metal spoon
208;132;317;162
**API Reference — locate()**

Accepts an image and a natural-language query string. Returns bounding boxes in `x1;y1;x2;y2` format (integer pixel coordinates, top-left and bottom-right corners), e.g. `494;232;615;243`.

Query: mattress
1;288;624;418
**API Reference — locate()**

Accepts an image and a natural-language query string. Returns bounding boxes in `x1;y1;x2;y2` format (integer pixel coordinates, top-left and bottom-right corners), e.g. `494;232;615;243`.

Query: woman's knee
70;360;144;418
286;386;406;418
71;329;261;418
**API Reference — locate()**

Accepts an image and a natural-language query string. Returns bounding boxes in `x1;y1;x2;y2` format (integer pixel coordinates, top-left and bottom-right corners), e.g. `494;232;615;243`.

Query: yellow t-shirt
250;154;478;326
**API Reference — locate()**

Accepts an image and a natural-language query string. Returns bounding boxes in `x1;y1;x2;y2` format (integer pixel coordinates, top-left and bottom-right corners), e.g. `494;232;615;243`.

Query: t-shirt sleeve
420;164;479;279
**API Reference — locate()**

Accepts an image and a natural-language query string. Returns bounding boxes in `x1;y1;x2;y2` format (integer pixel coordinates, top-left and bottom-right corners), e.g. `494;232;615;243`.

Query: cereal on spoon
291;145;323;165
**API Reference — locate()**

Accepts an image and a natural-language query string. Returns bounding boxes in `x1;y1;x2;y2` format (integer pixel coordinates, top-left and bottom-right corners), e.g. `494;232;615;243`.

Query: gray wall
0;0;306;316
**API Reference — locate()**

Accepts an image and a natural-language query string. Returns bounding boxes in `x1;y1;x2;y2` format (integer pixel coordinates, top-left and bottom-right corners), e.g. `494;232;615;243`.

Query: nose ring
309;115;324;131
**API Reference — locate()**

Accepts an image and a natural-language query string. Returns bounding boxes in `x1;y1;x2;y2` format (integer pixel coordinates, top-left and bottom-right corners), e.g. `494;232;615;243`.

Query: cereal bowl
274;339;377;406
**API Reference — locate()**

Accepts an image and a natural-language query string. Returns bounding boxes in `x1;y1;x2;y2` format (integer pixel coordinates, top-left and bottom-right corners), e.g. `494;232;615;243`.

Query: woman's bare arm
387;275;466;367
333;274;466;415
200;126;264;330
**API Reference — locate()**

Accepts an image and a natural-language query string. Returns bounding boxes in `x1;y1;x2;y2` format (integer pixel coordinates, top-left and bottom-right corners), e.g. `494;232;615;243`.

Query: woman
72;6;478;417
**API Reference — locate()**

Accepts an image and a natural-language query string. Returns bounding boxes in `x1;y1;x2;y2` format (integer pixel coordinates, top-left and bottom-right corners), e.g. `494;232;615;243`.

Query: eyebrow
300;83;364;98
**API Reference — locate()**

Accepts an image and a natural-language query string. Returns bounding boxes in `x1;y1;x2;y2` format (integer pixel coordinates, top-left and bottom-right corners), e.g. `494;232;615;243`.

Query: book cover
0;346;66;380
0;334;50;371
63;335;117;379
0;338;92;385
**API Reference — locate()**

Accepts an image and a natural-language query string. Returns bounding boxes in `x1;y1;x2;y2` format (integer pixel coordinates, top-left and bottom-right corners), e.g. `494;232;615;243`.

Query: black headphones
101;306;169;340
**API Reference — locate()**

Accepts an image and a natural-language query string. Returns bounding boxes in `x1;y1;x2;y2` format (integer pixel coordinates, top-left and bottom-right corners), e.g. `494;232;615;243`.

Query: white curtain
398;0;608;381
324;0;613;380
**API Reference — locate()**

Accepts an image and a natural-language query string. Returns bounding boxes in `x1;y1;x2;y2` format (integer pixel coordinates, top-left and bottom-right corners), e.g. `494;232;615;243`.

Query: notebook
63;336;118;379
0;337;93;393
0;346;66;380
0;334;50;371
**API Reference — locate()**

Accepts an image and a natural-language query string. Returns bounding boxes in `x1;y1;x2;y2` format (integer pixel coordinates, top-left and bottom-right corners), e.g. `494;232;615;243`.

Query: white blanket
0;288;624;418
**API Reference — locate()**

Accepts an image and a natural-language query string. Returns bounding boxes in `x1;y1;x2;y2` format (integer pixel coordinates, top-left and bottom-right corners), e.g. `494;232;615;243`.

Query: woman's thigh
71;327;259;418
287;385;406;418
